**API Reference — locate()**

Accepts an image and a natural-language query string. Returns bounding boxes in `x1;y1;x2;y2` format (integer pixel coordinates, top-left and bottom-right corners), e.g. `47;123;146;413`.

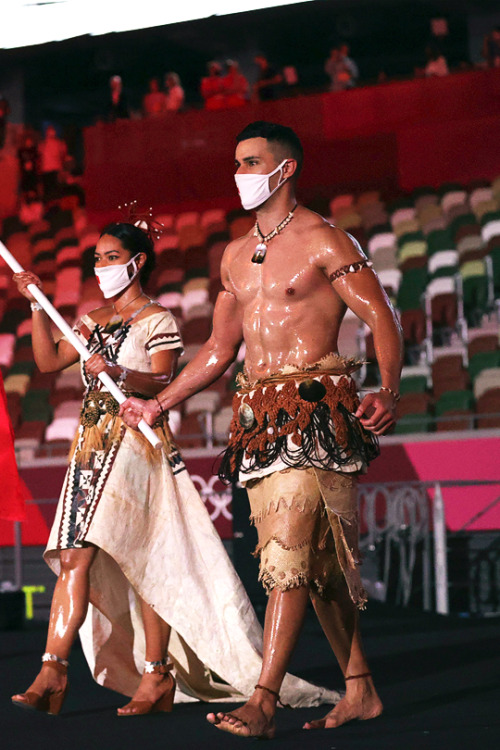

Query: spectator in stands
482;26;500;68
253;54;282;101
424;44;449;77
339;43;359;87
0;93;10;150
325;45;358;91
143;77;167;116
38;125;68;201
325;47;342;91
164;72;185;112
282;64;300;96
17;131;39;197
201;61;226;110
108;74;129;121
10;221;329;717
222;60;249;108
19;190;44;224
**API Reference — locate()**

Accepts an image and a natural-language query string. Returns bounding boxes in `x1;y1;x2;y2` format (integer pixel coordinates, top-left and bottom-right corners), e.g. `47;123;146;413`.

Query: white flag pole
0;240;161;449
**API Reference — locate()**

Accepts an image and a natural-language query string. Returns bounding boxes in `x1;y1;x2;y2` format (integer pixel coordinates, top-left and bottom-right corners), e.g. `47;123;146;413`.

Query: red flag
0;371;27;521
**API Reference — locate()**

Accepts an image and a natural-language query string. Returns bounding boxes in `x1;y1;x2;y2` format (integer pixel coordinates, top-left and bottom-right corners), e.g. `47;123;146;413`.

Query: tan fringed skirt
246;466;368;609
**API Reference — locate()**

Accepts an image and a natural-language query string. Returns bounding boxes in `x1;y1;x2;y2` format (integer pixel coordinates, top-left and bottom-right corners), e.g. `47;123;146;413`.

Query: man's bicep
211;290;244;350
319;226;369;279
334;269;397;327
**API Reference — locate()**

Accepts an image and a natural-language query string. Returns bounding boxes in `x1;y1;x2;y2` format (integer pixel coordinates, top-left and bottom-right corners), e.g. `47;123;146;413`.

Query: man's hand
119;396;160;429
355;391;397;435
85;353;121;379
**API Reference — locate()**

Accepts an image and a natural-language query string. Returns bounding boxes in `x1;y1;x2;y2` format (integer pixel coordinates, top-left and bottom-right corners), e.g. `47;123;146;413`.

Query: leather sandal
11;653;69;716
117;659;176;717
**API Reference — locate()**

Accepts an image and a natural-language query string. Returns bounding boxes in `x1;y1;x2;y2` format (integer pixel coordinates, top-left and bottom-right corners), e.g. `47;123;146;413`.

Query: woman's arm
13;271;79;372
84;348;179;397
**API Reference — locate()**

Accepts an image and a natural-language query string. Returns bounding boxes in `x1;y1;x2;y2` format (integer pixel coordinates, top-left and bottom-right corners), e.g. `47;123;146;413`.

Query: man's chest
228;242;329;304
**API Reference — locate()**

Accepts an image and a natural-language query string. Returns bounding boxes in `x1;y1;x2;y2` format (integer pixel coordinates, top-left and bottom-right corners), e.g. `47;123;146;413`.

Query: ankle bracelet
42;652;69;668
345;672;371;681
144;658;172;674
254;683;290;709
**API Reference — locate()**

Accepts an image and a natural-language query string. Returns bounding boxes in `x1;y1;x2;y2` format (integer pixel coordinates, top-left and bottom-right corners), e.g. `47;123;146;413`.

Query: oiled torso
225;213;349;380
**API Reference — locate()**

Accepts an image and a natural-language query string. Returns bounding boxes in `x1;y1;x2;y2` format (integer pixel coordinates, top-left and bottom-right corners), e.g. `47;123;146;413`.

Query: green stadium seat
468;351;500;383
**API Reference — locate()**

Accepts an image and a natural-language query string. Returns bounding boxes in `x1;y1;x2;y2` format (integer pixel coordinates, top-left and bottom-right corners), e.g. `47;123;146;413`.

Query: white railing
357;480;500;615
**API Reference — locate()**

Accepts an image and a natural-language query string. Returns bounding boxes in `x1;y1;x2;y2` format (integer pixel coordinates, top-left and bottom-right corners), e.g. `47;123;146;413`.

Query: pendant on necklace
252;243;267;264
104;315;123;335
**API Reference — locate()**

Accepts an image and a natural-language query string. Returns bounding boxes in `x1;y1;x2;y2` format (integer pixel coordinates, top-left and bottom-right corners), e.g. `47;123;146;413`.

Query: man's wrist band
379;386;400;402
155;395;164;415
30;301;43;312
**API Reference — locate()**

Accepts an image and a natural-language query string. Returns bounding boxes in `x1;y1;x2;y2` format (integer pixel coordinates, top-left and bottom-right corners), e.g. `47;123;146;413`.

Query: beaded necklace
252;204;298;263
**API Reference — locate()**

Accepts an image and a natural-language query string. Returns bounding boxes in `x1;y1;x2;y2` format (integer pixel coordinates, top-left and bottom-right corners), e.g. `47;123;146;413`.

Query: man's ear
283;159;297;179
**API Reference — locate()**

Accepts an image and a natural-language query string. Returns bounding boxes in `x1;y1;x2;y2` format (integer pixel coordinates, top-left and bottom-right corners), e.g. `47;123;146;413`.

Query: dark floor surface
1;603;499;750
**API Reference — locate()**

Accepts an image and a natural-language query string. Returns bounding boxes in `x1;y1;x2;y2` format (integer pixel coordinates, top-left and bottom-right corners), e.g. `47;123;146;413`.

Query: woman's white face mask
94;253;141;299
234;159;288;211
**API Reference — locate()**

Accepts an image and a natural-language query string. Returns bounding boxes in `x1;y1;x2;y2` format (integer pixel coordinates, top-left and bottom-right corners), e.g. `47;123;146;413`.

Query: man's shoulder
296;209;367;264
296;208;355;242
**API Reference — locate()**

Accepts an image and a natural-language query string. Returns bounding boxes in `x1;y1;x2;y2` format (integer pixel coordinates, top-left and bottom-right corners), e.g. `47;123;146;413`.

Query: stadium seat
468;350;500;383
435;389;474;431
460;260;490;325
428;250;458;279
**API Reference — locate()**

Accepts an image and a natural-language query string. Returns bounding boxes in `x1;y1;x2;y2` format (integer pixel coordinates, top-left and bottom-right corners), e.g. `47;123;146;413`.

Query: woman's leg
117;597;174;715
12;545;97;701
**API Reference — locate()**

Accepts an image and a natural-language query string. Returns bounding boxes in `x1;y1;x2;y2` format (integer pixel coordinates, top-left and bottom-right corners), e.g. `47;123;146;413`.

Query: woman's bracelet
116;366;128;387
30;302;43;312
379;386;400;402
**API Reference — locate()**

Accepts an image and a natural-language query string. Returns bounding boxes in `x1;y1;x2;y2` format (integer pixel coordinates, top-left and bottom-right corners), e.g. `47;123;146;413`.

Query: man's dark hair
236;121;303;178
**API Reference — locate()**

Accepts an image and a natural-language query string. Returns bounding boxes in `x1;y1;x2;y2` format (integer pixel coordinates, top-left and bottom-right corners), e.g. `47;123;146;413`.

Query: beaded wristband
30;301;43;312
379;386;400;402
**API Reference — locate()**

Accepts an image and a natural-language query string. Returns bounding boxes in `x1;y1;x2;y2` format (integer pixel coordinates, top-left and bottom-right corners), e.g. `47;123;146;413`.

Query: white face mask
94;253;141;299
234;159;288;210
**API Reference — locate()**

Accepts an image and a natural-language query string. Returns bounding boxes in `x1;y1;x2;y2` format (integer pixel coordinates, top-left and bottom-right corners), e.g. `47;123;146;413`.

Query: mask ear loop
126;253;142;280
275;159;288;189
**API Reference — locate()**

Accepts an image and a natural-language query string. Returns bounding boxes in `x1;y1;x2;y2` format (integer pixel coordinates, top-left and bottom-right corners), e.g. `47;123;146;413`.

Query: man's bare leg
207;585;310;737
303;581;383;729
118;599;173;715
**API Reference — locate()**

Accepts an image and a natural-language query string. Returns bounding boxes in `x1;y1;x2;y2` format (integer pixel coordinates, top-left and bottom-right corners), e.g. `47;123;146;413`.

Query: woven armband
329;259;373;282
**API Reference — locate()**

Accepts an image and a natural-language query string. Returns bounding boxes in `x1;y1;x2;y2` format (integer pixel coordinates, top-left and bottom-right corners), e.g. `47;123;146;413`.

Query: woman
11;221;338;717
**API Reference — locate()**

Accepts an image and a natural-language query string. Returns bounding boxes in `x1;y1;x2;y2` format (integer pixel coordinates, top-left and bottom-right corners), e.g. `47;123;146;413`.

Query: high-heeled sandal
11;653;69;716
117;659;176;717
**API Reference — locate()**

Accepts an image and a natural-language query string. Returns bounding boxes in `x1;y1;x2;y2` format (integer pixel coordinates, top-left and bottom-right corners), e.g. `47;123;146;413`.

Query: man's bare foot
303;677;383;730
207;696;276;739
117;672;175;716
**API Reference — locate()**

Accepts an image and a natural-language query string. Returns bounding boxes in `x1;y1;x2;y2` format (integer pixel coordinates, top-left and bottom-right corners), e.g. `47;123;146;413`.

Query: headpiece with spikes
117;200;165;242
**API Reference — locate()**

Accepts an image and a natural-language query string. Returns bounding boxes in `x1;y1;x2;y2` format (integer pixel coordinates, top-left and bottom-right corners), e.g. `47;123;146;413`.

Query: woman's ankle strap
41;653;69;672
144;658;173;675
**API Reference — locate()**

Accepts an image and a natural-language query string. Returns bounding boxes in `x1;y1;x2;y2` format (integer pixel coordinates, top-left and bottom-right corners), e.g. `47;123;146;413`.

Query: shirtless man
121;121;403;737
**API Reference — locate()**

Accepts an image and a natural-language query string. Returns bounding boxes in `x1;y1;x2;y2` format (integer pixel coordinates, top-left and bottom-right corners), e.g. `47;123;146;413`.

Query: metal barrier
358;480;500;615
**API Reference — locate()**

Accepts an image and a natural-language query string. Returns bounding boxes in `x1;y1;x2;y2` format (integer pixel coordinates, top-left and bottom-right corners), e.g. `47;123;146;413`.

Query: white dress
44;307;340;706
